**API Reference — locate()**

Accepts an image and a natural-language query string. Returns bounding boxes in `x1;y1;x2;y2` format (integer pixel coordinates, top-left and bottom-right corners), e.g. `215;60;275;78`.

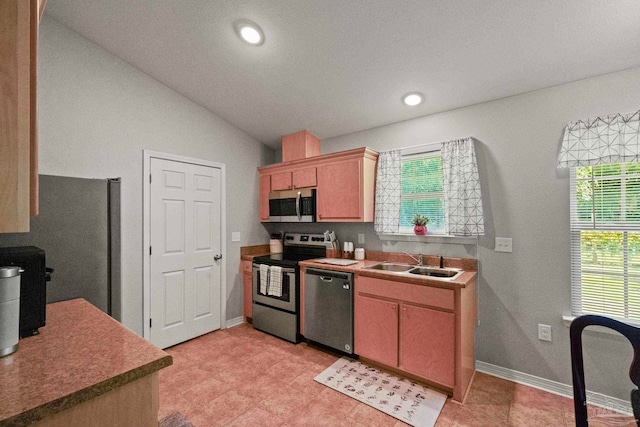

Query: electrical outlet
358;233;365;244
231;232;241;242
538;324;552;342
495;237;513;253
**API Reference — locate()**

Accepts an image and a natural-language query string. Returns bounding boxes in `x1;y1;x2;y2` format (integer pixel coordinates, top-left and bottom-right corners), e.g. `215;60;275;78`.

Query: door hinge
149;246;152;255
149;174;152;184
149;318;152;328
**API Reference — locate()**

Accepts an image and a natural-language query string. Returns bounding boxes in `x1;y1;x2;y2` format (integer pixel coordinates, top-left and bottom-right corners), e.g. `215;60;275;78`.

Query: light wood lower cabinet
33;373;159;427
400;304;455;388
354;295;399;367
242;260;252;321
354;275;476;402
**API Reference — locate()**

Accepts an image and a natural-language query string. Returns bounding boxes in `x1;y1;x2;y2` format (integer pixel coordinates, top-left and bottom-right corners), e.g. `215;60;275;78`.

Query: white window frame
570;163;640;322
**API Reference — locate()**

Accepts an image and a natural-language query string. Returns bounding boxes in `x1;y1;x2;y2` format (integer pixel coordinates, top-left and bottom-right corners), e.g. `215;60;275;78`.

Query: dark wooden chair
570;314;640;426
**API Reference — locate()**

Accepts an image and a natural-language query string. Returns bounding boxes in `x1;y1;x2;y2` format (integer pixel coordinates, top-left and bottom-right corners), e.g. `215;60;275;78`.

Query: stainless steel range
252;232;329;343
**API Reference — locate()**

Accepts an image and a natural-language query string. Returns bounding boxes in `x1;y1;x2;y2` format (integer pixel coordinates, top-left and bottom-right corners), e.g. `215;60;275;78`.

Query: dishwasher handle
305;268;352;282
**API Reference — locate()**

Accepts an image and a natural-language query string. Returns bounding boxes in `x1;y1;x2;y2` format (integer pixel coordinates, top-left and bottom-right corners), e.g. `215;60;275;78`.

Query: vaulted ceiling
45;0;640;148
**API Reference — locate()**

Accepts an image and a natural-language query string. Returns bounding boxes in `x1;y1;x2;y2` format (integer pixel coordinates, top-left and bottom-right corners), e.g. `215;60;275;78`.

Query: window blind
570;163;640;321
399;151;445;233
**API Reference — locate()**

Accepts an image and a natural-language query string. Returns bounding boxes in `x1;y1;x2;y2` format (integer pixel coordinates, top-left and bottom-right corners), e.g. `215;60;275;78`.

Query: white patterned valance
374;150;401;233
441;137;484;236
557;110;640;168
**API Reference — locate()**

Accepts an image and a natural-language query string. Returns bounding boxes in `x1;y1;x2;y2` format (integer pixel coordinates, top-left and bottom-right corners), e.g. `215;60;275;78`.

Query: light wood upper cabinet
292;167;316;188
270;172;292;191
257;147;377;223
270;167;317;191
316;150;376;222
316;159;362;221
0;0;41;233
259;174;271;222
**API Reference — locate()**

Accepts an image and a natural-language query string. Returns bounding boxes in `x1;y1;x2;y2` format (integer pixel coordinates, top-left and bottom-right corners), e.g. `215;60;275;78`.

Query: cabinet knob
392;305;396;310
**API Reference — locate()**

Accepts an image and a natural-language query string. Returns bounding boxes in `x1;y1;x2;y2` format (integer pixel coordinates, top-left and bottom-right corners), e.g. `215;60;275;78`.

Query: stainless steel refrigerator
0;175;121;320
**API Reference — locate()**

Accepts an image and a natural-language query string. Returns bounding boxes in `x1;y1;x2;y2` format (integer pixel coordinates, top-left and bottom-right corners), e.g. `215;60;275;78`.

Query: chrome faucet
402;251;423;266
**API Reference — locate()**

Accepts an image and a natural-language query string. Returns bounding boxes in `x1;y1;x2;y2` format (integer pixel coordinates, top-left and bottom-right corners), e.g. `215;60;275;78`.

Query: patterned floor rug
314;357;447;427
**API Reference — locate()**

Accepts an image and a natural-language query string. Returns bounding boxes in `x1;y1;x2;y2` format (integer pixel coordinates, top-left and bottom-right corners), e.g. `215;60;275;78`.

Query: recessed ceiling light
234;19;265;46
402;93;423;106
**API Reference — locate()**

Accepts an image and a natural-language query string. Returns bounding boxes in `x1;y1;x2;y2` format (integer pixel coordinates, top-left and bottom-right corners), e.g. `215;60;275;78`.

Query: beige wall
38;16;274;334
317;67;640;400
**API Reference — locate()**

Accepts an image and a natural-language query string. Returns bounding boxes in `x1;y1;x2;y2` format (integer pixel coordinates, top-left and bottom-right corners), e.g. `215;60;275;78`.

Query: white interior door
149;157;222;349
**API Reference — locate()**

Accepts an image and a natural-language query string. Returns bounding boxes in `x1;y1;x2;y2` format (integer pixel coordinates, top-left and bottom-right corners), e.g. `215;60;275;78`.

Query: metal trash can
0;266;22;357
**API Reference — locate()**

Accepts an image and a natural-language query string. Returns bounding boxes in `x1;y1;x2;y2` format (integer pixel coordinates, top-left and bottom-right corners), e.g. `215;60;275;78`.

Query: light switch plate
231;232;241;242
495;237;512;253
358;233;365;244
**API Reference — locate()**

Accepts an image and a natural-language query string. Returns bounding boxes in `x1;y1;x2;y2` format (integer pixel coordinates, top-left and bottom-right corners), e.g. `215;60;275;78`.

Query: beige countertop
0;299;172;427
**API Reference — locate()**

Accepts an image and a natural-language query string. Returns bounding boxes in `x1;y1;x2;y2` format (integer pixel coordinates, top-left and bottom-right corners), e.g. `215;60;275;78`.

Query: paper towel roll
269;239;283;254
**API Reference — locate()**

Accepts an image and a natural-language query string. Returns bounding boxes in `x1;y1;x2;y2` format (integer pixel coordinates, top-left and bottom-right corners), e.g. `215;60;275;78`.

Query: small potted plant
412;214;429;235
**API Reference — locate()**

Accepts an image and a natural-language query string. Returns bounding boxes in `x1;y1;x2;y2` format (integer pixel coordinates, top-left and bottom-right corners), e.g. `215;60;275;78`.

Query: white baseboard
476;360;632;415
225;316;245;329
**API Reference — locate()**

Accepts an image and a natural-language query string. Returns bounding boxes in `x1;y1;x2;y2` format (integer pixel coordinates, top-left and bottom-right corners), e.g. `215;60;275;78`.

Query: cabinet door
292;167;316;189
400;304;454;387
259;174;270;221
0;0;32;232
355;294;398;367
270;172;292;191
316;159;362;221
242;262;252;320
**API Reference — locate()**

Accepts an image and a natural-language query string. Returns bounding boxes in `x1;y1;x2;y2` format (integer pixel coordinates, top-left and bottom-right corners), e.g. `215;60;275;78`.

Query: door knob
214;254;223;261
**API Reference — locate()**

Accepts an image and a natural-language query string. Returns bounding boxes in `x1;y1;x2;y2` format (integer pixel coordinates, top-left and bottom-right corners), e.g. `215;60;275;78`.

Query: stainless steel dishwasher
304;268;354;354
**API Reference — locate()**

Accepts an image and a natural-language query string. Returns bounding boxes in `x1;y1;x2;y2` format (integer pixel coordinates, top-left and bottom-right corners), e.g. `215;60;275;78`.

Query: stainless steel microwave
269;188;316;222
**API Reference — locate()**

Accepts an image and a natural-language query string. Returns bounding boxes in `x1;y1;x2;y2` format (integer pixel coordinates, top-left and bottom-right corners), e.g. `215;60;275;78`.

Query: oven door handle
296;191;301;221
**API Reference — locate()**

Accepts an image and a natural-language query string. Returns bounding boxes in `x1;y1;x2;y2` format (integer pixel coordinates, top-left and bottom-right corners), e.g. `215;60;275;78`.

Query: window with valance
558;110;640;321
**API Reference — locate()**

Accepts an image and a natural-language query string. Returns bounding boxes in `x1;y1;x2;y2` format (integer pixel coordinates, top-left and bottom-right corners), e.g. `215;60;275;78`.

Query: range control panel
283;233;331;248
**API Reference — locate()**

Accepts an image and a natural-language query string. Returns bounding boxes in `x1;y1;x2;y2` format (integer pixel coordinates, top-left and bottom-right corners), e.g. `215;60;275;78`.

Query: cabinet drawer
356;276;454;311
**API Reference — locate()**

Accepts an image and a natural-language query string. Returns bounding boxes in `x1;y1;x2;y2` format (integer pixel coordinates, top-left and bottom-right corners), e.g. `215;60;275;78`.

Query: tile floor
158;323;631;426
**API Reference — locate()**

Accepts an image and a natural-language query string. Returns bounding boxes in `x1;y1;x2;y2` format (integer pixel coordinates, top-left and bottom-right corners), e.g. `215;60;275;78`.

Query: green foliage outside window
574;163;640;320
399;155;444;232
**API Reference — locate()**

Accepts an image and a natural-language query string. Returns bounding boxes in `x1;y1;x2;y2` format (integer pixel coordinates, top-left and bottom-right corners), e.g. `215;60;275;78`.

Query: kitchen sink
364;263;463;280
364;262;414;272
408;267;462;280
